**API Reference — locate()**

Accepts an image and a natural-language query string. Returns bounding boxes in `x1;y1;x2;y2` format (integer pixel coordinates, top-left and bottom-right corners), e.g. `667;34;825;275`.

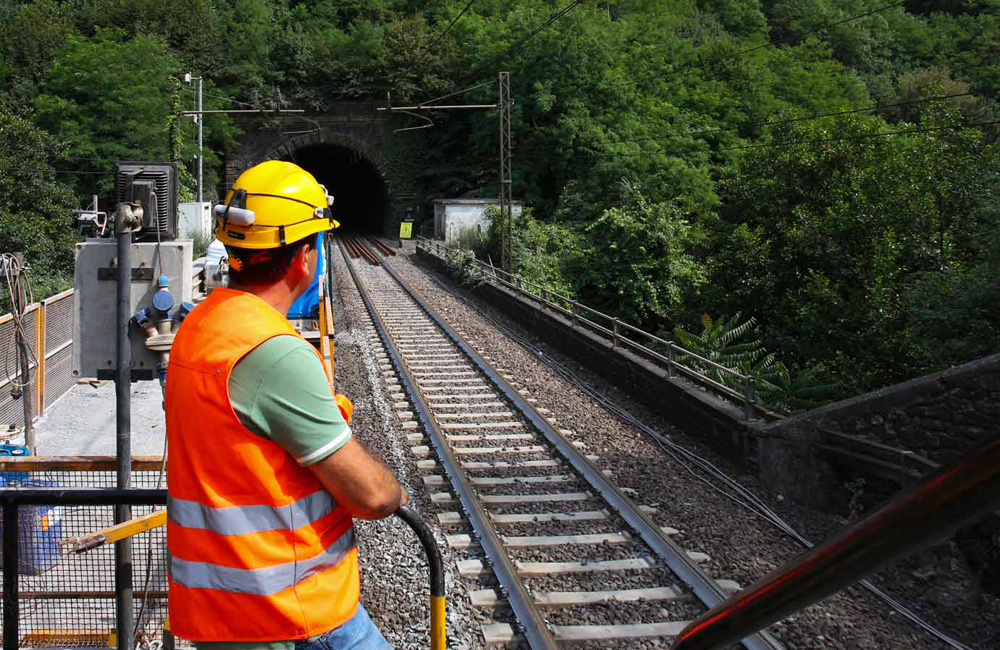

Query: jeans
296;605;393;650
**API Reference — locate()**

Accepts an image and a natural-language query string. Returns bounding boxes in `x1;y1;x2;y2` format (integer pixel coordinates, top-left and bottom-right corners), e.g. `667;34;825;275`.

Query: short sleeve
228;335;352;466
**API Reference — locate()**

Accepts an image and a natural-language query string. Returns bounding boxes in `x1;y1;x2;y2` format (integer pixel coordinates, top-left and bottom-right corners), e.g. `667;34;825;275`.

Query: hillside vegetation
2;0;998;405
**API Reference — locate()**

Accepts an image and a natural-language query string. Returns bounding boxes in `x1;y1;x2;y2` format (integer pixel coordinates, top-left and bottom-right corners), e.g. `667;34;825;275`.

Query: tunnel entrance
283;144;389;233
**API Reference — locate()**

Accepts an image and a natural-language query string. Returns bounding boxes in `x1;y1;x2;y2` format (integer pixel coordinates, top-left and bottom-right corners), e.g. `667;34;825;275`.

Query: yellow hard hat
214;160;340;249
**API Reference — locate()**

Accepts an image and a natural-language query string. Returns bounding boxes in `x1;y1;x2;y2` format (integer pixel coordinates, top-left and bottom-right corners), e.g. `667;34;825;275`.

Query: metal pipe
180;109;305;114
115;230;134;650
0;488;166;506
197;76;203;205
3;501;19;650
670;434;1000;650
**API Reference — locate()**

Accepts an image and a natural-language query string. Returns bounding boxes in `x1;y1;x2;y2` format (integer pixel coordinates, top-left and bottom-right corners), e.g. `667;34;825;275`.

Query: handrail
669;434;1000;650
417;237;757;418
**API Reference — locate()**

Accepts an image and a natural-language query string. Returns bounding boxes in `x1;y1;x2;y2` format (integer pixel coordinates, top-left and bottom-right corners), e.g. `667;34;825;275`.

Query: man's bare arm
308;437;408;520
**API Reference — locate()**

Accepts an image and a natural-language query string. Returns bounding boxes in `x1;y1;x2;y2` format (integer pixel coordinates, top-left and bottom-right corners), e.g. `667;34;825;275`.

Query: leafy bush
0;104;76;312
674;313;837;414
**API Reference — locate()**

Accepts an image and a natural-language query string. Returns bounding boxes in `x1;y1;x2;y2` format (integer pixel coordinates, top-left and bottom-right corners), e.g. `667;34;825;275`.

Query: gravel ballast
372;245;1000;650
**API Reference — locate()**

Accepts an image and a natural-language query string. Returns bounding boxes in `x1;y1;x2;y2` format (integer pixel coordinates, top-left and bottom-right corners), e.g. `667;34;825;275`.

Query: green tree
713;111;1000;394
0;0;76;108
0;105;77;306
32;29;181;204
574;181;706;329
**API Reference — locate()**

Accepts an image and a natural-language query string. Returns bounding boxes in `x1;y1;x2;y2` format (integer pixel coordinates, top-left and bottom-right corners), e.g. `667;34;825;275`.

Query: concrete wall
433;200;523;245
755;352;1000;507
417;248;754;463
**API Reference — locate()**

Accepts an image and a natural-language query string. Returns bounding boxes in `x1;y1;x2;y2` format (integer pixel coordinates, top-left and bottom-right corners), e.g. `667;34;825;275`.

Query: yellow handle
431;595;446;650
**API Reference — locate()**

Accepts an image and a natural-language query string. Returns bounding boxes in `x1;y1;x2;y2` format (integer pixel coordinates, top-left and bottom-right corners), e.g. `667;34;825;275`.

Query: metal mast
498;71;513;274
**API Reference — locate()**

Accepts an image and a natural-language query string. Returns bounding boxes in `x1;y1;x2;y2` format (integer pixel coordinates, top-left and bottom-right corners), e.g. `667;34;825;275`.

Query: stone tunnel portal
283;144;389;233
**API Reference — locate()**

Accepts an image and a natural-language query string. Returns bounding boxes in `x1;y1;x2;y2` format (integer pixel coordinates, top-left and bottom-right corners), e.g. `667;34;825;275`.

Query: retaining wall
757;352;1000;508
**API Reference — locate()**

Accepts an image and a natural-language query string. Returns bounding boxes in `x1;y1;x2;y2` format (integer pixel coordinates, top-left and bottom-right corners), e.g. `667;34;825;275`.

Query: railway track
337;234;784;650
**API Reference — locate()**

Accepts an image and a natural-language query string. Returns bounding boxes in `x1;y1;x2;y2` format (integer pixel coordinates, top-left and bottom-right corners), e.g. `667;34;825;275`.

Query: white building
178;202;212;241
432;199;523;245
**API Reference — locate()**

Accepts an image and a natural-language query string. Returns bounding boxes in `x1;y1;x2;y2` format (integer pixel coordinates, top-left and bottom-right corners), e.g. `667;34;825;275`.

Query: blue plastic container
287;232;325;319
0;452;64;576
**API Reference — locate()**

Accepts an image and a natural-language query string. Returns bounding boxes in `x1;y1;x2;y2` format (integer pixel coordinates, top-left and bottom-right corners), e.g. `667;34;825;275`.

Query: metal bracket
96;368;155;382
114;202;143;234
97;268;154;282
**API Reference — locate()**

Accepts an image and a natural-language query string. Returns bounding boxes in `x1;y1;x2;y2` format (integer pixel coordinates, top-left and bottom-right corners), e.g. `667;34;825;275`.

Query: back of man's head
226;232;317;289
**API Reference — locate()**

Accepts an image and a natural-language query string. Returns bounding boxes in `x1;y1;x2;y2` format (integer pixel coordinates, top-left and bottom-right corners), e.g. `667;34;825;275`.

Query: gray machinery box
74;240;193;381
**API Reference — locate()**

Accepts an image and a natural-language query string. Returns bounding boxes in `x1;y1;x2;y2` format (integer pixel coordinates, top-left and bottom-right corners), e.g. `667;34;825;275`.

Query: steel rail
360;239;782;650
336;238;560;650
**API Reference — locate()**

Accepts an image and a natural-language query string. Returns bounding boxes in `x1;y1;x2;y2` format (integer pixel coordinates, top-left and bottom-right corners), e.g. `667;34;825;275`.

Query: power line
495;0;584;67
522;91;978;151
606;1;906;91
181;86;256;109
425;0;477;57
711;1;905;68
417;0;583;105
515;118;1000;162
421;79;496;107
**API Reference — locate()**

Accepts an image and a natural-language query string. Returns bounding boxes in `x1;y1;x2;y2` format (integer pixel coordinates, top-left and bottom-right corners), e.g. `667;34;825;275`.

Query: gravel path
378;247;1000;650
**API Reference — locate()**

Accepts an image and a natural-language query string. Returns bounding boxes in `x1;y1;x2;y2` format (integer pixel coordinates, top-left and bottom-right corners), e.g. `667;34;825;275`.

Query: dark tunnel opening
283;144;389;233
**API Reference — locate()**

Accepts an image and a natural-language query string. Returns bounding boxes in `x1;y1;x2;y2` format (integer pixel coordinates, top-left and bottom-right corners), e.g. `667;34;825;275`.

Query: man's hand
308;437;406;520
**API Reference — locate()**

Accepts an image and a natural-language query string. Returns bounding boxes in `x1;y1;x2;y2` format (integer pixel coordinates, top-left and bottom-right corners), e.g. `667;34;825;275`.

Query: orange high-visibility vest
165;288;359;642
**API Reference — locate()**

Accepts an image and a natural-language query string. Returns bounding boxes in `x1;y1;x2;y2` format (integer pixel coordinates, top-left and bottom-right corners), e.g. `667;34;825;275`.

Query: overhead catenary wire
181;86;256;109
420;79;497;107
607;1;908;91
516;118;1000;162
415;0;583;106
523;91;979;151
414;0;478;69
424;267;975;650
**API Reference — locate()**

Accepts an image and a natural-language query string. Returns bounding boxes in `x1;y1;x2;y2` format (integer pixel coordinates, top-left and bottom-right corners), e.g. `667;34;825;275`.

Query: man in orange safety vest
166;160;405;649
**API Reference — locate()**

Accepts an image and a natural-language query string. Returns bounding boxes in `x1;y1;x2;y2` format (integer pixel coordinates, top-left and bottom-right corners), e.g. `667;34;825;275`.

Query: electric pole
198;75;203;204
378;79;514;272
498;71;513;275
185;73;204;204
10;253;34;453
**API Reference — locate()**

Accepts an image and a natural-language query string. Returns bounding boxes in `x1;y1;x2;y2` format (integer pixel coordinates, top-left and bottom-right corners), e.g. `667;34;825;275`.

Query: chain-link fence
0;290;75;431
0;457;172;648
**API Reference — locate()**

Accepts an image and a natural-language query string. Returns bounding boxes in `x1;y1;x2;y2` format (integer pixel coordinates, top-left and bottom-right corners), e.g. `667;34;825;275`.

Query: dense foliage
2;0;999;405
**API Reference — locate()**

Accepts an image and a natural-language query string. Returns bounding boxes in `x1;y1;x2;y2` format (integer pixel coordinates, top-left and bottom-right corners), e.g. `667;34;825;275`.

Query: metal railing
1;487;168;650
417;237;758;419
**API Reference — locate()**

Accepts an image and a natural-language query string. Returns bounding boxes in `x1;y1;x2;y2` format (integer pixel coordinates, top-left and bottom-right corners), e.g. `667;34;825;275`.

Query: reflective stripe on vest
171;526;356;595
168;490;336;535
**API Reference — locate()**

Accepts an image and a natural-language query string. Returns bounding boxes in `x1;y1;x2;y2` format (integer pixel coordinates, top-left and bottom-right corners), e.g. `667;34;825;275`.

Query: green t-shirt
196;335;352;650
229;334;352;465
